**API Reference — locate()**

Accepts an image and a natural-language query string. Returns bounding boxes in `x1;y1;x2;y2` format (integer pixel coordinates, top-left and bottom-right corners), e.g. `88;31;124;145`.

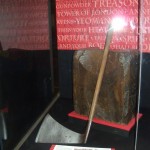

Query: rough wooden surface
73;49;139;124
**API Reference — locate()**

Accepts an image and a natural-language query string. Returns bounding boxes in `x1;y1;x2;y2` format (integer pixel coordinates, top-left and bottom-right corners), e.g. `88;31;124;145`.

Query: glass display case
136;0;150;150
45;0;149;150
1;0;150;150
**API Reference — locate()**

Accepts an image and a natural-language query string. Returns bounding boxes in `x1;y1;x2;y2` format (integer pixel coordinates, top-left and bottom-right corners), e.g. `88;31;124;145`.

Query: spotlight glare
111;17;127;31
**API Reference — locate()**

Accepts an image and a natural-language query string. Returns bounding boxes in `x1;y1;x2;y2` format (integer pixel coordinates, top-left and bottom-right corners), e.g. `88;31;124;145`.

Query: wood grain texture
73;49;139;124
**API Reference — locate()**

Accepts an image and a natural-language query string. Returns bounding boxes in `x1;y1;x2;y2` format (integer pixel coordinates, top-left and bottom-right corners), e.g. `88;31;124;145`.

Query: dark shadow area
17;51;150;150
20;97;137;150
0;49;52;150
136;52;150;150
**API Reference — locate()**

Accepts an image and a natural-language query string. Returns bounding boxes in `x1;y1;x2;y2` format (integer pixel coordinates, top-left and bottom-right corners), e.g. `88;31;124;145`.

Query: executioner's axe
36;23;115;143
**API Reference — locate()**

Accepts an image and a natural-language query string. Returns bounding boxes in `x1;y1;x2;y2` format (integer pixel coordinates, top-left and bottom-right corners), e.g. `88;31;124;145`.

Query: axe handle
84;26;113;143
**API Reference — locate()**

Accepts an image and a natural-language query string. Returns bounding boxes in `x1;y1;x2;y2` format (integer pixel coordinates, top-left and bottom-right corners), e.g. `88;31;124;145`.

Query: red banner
0;0;49;50
143;0;150;52
56;0;150;51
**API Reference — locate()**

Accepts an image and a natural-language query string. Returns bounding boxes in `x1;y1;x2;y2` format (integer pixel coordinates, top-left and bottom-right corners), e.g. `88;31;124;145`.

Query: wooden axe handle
84;26;113;143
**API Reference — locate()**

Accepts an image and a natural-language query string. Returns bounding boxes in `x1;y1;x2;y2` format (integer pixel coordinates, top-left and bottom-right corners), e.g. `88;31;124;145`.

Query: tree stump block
73;49;139;124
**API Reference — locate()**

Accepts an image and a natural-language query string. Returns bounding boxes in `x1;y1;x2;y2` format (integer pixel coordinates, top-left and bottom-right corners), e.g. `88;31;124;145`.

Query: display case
1;0;149;150
47;0;149;150
136;0;150;150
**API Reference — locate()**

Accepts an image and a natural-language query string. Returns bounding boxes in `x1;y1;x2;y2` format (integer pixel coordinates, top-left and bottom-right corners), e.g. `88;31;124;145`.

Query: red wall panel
56;0;138;50
56;0;150;52
0;0;49;50
143;0;150;52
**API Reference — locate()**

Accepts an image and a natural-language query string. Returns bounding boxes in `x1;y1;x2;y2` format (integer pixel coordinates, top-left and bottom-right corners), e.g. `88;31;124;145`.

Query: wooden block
73;49;139;124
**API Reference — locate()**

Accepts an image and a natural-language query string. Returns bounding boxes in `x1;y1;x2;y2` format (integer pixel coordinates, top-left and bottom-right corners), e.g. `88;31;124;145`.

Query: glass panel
52;0;141;150
136;0;150;149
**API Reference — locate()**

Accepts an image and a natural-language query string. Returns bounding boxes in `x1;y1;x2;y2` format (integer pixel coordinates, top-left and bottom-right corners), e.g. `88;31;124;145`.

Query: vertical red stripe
49;145;56;150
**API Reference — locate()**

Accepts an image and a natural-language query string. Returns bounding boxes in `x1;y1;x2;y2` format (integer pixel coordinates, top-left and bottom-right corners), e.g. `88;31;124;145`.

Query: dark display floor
18;98;150;150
